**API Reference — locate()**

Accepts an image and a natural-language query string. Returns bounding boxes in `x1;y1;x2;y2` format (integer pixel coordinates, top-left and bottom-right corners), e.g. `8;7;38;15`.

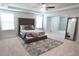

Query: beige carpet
0;37;29;56
0;34;79;56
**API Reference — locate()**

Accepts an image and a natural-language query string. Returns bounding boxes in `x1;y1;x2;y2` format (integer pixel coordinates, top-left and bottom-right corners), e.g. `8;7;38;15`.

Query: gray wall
48;8;79;42
59;16;67;31
51;16;60;32
45;16;67;33
0;7;79;42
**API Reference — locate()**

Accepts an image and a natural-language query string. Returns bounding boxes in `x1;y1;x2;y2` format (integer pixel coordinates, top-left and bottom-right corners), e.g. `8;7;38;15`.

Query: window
36;15;43;28
1;13;14;30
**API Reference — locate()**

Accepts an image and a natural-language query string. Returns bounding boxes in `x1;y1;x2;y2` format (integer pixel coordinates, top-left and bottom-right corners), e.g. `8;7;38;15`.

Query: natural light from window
36;15;43;28
1;13;14;30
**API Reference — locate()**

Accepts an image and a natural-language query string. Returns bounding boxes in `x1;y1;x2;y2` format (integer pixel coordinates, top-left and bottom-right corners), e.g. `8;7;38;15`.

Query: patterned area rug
23;38;63;56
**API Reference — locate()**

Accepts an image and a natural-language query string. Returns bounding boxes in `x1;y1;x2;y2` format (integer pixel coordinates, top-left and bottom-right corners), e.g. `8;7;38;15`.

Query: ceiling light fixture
41;3;46;12
42;3;46;8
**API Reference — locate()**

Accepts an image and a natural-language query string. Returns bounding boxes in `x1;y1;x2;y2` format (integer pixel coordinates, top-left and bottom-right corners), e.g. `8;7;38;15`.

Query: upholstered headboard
18;18;35;25
18;18;35;36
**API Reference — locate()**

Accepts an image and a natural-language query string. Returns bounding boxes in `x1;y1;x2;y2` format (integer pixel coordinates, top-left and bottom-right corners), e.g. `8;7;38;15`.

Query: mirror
65;17;78;41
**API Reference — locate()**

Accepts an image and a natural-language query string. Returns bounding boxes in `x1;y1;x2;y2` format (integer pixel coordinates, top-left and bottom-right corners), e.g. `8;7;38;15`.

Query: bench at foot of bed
23;35;47;43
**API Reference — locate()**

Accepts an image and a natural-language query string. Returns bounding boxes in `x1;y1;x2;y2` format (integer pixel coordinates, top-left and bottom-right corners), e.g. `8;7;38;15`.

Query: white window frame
0;12;15;31
35;15;43;29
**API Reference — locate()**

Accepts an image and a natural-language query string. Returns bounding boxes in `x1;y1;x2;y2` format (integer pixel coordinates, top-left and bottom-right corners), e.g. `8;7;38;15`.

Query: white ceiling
0;3;79;14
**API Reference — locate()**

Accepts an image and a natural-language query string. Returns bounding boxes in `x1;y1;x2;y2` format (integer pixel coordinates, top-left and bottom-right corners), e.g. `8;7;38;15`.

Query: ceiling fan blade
47;6;55;8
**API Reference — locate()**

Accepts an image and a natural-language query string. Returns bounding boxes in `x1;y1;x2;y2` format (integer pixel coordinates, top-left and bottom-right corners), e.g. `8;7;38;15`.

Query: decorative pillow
31;25;35;30
20;25;34;30
24;25;30;30
28;25;35;30
31;32;39;37
26;32;39;37
20;25;28;30
26;32;33;37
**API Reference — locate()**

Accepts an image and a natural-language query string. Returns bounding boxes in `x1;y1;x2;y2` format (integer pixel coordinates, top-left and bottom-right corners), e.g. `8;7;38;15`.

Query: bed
18;18;47;43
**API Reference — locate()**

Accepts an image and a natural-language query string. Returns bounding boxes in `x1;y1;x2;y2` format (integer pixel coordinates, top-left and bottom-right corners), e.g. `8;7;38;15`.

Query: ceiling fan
41;3;55;11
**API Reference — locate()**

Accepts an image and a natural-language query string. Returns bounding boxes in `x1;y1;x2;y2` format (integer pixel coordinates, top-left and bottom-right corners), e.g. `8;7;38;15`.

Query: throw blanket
26;32;45;37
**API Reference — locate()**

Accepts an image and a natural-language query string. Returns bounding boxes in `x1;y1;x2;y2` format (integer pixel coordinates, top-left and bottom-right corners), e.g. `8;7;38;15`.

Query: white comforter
20;29;45;38
20;29;44;33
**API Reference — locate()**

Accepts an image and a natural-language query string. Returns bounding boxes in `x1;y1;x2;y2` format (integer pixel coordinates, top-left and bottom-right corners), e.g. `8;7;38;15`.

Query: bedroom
0;3;79;56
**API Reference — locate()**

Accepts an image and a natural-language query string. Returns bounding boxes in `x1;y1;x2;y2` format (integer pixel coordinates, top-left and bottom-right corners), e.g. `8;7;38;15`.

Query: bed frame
18;18;35;38
18;18;47;43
